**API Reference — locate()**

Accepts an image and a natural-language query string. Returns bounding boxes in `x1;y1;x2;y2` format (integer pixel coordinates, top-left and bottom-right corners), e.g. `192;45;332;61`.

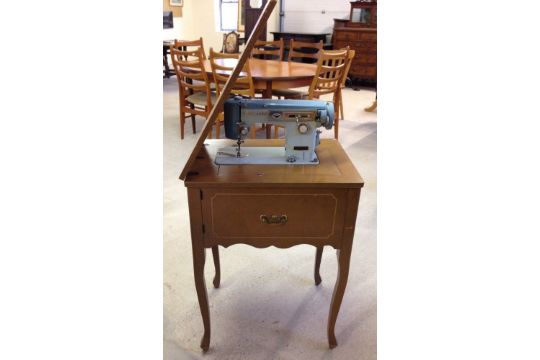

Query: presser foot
217;151;249;158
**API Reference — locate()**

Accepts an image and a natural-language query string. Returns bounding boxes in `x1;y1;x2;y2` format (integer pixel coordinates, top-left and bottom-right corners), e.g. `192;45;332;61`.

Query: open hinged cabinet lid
179;0;277;181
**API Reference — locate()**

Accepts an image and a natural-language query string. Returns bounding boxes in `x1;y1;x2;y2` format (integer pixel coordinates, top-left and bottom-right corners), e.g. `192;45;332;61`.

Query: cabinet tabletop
183;139;364;188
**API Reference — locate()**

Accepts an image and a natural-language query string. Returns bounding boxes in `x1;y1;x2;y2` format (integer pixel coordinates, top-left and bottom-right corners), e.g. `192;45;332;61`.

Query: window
220;0;238;31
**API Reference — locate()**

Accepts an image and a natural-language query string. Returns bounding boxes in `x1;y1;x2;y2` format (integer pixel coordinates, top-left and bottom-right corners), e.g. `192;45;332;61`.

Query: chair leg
273;125;279;138
334;93;340;140
180;109;185;140
251;126;256;139
339;95;344;120
186;103;195;134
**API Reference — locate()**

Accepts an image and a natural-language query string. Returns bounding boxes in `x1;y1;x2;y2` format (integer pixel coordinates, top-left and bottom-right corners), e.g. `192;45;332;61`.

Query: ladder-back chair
170;46;215;139
209;48;257;138
251;39;283;61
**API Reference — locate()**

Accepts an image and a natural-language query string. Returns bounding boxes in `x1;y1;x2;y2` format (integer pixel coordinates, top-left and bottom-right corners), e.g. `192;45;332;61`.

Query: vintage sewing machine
215;97;334;165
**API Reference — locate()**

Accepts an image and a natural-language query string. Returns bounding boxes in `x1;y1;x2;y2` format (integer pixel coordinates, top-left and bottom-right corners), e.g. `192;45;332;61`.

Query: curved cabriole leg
212;245;221;288
364;100;377;112
193;245;210;352
314;246;323;285
327;248;352;349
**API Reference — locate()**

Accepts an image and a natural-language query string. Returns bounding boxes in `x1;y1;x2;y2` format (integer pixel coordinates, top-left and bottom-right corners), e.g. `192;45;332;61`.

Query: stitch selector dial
298;123;309;134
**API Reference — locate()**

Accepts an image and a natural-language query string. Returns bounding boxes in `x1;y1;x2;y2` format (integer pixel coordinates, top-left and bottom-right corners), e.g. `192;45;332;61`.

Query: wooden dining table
201;58;317;99
182;58;317;138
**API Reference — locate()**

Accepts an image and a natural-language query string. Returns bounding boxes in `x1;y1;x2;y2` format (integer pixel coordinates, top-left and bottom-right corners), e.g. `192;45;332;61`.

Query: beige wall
168;0;280;55
163;0;182;17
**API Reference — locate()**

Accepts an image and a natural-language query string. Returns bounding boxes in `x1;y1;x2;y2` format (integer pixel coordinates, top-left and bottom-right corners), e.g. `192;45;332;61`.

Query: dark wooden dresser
332;0;377;83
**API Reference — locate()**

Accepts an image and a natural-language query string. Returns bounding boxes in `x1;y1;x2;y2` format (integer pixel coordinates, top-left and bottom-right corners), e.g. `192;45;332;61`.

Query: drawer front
365;66;377;77
359;32;377;41
333;39;347;50
350;64;377;79
352;40;376;51
200;188;347;248
334;30;358;42
358;54;377;64
350;64;366;76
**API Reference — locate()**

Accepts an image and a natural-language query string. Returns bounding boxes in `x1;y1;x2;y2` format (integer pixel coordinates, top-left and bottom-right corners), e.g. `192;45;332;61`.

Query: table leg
188;188;211;352
327;248;351;349
263;80;273;99
163;45;173;78
314;246;323;285
192;245;210;352
327;188;360;349
264;81;273;139
212;245;221;288
163;47;169;78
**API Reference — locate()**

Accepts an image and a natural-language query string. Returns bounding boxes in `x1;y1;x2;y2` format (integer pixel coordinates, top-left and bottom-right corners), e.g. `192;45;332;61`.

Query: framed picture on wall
170;0;183;7
237;0;245;32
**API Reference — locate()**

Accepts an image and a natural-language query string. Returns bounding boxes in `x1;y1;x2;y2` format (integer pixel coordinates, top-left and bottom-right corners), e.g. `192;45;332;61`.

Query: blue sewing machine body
216;97;334;165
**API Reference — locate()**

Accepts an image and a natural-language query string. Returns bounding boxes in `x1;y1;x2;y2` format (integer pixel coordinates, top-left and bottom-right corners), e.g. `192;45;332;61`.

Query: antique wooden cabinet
183;139;363;351
332;0;377;83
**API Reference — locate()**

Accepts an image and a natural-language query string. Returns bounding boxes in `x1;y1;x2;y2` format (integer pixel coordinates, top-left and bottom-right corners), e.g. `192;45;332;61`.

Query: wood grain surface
183;139;364;188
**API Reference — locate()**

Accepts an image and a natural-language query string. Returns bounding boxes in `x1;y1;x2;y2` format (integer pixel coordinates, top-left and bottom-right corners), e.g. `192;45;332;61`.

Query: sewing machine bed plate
215;146;319;165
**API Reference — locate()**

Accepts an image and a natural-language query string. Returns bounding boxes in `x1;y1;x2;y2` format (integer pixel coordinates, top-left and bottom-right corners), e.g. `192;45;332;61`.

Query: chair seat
186;92;217;106
271;88;308;99
192;79;216;90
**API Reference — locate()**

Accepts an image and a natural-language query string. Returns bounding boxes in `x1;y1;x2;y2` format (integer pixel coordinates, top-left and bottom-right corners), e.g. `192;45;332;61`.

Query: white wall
282;0;350;35
164;0;280;55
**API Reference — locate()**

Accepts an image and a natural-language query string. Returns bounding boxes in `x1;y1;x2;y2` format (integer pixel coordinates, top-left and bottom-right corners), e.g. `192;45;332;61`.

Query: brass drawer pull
260;214;288;225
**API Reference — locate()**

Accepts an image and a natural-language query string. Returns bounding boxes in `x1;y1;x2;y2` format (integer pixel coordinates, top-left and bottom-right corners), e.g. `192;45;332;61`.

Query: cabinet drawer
200;188;348;247
359;32;377;41
333;41;352;52
365;66;377;77
350;65;366;76
352;41;376;51
358;54;377;64
334;30;358;42
350;64;377;79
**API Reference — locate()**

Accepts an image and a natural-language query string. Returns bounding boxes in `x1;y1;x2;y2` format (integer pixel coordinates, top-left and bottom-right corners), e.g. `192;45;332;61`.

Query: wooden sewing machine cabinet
183;139;364;351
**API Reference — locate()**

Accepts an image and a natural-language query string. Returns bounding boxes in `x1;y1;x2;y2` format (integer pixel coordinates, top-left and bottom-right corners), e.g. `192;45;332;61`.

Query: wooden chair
251;39;283;61
222;31;240;54
209;48;257;138
330;48;356;120
272;39;323;99
170;46;216;139
288;39;323;63
273;48;349;140
171;38;207;59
